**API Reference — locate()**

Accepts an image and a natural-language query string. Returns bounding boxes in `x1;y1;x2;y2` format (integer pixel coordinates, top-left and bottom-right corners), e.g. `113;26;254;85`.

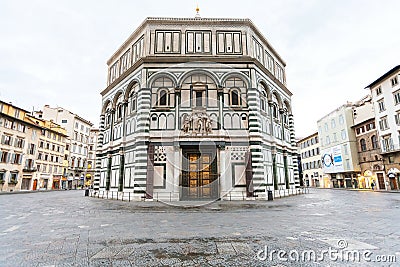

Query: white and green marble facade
96;17;299;201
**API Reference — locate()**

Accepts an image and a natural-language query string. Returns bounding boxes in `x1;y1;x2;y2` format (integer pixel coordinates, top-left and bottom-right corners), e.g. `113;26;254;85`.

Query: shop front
21;174;32;190
40;174;50;190
61;176;67;189
67;175;73;189
387;170;399;190
52;175;61;190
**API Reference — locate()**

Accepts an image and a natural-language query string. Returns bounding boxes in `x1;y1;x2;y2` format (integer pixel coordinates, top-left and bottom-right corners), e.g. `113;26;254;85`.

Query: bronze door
182;151;218;200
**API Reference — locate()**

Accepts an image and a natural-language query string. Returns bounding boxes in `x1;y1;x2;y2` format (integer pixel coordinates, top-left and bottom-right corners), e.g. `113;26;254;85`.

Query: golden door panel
182;150;218;200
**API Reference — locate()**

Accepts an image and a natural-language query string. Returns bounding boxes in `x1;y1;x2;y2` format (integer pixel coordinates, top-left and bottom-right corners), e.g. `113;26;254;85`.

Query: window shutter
19;154;23;164
1;135;4;144
7;153;12;163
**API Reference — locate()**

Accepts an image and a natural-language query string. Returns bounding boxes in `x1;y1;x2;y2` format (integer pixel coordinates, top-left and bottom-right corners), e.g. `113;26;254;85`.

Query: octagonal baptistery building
96;17;299;201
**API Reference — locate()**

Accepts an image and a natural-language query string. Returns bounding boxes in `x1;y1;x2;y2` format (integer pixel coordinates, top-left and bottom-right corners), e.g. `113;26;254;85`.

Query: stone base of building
93;186;303;202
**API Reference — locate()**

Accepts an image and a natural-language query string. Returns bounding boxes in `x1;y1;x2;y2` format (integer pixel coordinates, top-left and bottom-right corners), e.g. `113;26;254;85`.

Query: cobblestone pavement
0;189;399;266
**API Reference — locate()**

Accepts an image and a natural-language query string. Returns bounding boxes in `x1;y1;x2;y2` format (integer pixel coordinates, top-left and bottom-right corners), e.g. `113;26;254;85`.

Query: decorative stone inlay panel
228;146;249;161
154;146;166;162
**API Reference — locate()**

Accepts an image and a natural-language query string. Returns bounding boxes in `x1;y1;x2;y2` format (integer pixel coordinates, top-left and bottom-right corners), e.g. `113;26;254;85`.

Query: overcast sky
0;0;399;137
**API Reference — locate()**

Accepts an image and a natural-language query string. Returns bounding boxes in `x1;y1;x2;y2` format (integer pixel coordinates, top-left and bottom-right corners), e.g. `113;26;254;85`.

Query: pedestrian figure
371;181;375;190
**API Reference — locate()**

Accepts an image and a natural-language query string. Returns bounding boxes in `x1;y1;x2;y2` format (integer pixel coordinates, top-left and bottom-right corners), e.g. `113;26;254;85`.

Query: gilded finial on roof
195;4;201;18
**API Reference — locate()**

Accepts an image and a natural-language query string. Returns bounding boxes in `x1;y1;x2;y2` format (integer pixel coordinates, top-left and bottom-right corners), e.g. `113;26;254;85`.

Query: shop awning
388;168;400;173
388;168;399;178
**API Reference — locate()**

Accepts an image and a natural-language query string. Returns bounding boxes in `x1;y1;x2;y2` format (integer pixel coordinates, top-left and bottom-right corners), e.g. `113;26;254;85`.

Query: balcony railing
381;144;400;154
22;167;37;172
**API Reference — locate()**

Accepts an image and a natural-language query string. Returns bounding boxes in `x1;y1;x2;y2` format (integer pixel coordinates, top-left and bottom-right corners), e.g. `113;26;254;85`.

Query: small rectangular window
375;87;382;95
393;91;400;105
378;100;385;112
391;76;398;87
331;119;336;128
341;130;346;140
195;91;202;107
395;113;400;125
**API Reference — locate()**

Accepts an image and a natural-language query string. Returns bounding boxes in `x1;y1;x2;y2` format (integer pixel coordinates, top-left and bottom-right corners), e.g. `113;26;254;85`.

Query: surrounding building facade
352;95;386;189
86;128;99;187
0;100;68;192
97;17;299;201
366;65;400;190
27;117;68;190
35;106;94;189
297;133;326;188
317;103;360;188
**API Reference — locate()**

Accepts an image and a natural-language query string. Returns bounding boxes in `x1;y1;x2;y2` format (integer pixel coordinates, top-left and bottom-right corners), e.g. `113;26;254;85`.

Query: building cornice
74;114;93;127
351;117;375;128
297;132;318;143
365;65;400;89
0;113;68;137
0;100;31;113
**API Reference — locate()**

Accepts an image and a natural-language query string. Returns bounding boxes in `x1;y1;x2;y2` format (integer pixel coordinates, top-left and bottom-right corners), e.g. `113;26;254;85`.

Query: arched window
105;109;111;126
282;111;288;125
360;139;367;151
260;92;266;112
152;77;173;108
272;104;278;119
158;89;168;106
225;77;247;107
130;93;136;112
117;104;123;119
230;89;240;106
371;135;378;149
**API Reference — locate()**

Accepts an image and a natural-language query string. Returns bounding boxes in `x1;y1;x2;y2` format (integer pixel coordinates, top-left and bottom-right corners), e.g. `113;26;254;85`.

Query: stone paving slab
0;189;399;266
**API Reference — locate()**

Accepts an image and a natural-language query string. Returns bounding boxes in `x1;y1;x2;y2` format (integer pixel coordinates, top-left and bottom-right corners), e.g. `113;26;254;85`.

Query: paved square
0;189;399;266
